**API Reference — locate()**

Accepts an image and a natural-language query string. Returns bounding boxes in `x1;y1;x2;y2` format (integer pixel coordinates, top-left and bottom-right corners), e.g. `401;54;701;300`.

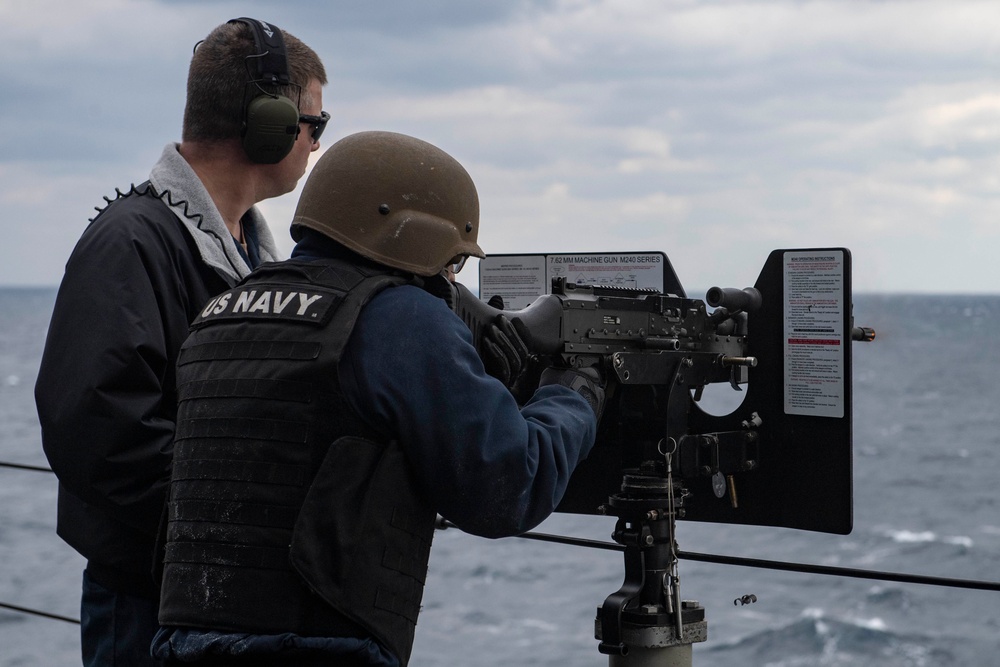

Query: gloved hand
481;314;532;390
539;366;606;421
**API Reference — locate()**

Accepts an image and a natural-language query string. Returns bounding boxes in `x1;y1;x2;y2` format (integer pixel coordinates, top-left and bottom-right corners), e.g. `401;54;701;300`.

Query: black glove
481;315;531;390
510;354;552;405
539;366;606;421
422;272;456;308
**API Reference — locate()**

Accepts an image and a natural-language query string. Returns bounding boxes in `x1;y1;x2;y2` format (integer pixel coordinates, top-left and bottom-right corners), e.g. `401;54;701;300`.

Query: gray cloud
4;0;1000;293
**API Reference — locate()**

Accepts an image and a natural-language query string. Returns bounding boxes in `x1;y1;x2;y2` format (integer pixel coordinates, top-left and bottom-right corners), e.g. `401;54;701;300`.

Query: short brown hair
182;20;327;142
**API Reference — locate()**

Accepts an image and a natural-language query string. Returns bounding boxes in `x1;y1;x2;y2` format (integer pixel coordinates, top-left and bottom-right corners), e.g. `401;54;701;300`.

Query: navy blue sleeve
338;285;597;538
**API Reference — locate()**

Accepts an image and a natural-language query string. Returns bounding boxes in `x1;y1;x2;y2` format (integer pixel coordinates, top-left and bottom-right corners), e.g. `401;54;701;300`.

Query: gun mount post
595;461;707;666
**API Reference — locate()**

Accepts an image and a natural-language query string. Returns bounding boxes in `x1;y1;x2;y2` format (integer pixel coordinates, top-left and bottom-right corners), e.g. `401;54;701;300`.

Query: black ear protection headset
228;17;301;164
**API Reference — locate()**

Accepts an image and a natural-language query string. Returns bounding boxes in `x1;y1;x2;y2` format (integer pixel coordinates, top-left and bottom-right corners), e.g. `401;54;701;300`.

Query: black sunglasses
298;110;330;143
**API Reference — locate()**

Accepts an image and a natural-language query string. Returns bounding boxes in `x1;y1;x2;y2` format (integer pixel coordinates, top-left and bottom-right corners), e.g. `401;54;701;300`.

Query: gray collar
149;143;282;284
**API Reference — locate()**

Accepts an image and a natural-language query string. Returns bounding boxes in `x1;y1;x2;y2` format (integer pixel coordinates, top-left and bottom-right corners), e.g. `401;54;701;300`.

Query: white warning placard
480;252;667;309
783;250;846;418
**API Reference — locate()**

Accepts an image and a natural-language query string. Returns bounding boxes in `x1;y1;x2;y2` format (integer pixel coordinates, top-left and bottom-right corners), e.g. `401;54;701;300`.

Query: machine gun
452;277;764;498
452;247;873;665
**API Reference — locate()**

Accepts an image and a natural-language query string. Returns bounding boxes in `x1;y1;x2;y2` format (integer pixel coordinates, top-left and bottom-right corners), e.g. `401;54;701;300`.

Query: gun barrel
706;286;763;313
644;337;681;351
720;355;758;368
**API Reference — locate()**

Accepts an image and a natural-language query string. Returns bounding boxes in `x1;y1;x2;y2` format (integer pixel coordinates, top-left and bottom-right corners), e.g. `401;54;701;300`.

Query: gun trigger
729;368;743;391
693;384;705;402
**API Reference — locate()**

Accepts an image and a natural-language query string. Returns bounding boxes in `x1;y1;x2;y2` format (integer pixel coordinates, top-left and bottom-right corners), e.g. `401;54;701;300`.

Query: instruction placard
480;252;668;309
783;250;846;418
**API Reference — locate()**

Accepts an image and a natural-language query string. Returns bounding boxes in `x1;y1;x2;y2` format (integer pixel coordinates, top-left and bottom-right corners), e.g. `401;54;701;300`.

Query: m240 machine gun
451;247;874;666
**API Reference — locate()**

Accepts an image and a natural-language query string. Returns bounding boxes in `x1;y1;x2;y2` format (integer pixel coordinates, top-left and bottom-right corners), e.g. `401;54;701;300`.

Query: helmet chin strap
417;273;457;309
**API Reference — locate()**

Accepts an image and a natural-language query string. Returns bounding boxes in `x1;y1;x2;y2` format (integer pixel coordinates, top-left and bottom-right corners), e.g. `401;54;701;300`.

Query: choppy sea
2;287;999;666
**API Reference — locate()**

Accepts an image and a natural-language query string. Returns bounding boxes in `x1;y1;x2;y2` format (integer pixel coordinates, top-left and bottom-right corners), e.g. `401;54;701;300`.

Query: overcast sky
4;0;1000;294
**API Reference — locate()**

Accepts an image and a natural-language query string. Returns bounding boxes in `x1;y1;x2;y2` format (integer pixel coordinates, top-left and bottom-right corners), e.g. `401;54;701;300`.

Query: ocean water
1;288;999;666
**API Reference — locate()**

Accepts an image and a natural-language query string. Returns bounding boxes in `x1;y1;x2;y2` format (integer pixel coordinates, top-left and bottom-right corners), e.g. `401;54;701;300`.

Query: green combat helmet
291;130;485;276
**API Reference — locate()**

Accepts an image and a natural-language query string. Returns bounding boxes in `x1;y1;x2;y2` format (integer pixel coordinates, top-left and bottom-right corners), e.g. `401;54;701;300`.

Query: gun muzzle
851;326;876;342
706;286;763;313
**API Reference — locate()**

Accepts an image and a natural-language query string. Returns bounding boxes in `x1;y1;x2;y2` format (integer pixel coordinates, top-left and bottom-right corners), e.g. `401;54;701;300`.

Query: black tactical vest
158;257;437;665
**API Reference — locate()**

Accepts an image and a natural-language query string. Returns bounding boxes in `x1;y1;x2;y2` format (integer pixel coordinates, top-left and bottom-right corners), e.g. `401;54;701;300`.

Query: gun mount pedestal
596;462;707;666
